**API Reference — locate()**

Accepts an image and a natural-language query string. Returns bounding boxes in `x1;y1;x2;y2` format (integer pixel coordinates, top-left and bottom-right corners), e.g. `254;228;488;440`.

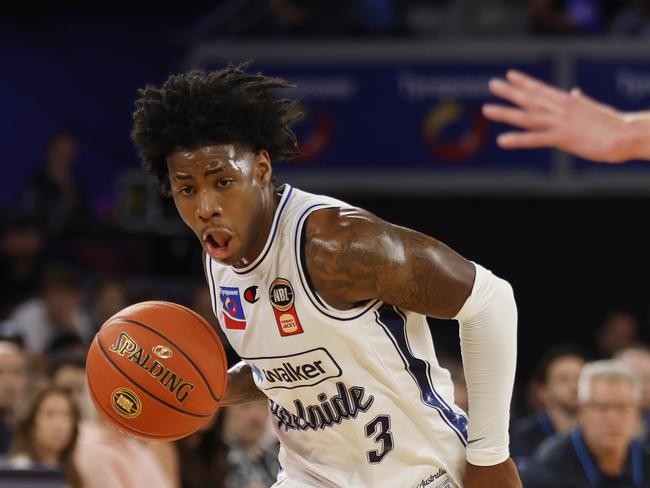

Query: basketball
86;301;228;441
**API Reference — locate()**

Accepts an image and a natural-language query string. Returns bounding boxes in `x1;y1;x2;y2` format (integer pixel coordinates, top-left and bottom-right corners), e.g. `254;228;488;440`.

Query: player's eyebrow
173;166;225;180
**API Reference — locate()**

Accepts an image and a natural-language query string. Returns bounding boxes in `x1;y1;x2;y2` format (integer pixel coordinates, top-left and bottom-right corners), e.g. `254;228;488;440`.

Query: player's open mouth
203;229;233;261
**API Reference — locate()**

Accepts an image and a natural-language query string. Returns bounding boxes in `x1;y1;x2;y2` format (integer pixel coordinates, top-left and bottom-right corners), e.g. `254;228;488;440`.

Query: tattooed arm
304;208;521;488
304;207;474;318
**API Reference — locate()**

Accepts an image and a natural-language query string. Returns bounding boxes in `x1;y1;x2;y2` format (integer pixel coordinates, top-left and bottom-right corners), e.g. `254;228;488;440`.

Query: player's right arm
221;360;267;406
482;69;650;163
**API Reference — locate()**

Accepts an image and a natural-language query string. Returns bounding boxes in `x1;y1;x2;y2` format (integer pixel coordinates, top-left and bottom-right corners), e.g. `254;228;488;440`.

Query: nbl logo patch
219;287;247;330
269;278;303;336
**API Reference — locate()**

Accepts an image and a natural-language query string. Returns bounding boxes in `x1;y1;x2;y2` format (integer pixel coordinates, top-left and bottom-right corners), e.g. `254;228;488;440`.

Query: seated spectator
18;132;88;236
522;359;650;487
90;277;129;331
529;0;604;35
176;412;228;488
3;384;82;488
223;402;280;488
48;353;87;417
3;263;92;368
0;214;45;320
616;345;650;443
595;310;639;359
0;340;29;455
510;344;586;470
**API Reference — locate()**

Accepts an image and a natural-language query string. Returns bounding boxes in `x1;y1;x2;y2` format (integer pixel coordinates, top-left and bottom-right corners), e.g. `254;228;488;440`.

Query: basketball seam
112;317;223;403
96;335;213;418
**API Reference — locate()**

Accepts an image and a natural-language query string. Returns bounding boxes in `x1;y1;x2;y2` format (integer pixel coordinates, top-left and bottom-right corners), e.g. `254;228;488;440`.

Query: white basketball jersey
205;185;468;488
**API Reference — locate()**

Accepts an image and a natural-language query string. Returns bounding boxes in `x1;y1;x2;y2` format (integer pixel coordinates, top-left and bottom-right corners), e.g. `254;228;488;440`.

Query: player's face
579;379;640;454
167;144;273;267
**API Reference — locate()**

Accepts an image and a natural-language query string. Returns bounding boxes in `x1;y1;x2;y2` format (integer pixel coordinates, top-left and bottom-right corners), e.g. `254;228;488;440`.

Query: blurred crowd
2;130;650;487
183;0;650;39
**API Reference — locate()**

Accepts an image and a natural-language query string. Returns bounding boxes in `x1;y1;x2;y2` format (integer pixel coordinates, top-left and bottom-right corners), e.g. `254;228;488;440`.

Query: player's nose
195;188;223;222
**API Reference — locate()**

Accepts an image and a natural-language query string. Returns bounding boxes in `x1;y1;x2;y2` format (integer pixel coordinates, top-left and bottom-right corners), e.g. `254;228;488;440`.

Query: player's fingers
506;70;568;106
488;79;542;111
496;130;557;149
482;104;552;129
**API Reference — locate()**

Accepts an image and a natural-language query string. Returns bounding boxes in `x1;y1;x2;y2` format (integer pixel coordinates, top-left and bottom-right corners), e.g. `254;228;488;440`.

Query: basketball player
482;70;650;163
131;64;520;488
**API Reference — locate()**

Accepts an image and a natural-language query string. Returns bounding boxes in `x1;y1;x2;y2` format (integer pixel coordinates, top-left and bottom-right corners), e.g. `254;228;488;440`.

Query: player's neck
234;186;281;268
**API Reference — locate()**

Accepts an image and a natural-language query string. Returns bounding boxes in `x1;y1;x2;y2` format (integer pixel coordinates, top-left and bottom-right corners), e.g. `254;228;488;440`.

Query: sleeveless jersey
205;185;468;488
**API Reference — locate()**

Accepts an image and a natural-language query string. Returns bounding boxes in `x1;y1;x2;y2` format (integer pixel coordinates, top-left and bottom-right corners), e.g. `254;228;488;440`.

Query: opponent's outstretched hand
465;458;522;488
482;70;631;163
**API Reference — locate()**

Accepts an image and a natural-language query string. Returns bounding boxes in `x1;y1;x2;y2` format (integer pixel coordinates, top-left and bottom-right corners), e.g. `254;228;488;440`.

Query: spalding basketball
86;301;228;441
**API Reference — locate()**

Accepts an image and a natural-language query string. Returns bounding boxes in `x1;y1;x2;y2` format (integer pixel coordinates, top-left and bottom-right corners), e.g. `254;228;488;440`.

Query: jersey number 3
365;415;393;464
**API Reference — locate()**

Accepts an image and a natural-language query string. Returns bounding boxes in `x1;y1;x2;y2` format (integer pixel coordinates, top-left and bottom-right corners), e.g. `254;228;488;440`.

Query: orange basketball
86;301;228;441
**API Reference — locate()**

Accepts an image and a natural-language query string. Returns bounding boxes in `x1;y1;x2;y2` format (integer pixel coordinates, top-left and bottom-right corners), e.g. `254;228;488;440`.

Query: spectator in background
176;413;228;488
438;354;469;413
0;214;45;320
46;352;176;488
18;132;88;236
3;263;92;368
522;359;650;487
222;402;280;488
595;310;639;359
528;0;605;34
611;0;650;36
4;384;82;488
510;345;586;470
90;277;129;331
616;345;650;442
0;340;29;455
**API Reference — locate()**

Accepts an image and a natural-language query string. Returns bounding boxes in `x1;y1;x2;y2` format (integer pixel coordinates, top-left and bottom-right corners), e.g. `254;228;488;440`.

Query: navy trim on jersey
293;203;380;321
375;305;468;446
232;184;294;275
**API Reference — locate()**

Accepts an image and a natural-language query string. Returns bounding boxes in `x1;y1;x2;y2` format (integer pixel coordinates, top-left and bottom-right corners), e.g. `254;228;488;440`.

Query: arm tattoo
305;209;474;318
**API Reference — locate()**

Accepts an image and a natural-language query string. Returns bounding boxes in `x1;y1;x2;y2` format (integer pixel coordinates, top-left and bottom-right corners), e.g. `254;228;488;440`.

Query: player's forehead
166;144;254;176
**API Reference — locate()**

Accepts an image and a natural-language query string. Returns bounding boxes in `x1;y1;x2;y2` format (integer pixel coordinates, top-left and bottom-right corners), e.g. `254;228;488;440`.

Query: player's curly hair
131;62;302;194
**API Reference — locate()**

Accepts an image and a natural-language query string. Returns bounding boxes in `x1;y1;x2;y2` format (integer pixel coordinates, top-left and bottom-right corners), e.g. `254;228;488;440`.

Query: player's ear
254;150;272;187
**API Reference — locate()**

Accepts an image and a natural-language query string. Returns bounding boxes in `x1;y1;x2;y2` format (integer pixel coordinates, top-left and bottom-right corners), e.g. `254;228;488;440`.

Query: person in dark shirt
510;344;586;470
523;359;650;487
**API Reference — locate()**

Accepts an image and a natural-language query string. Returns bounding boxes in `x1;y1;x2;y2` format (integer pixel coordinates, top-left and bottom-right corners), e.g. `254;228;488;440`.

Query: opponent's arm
482;70;650;163
221;360;267;406
305;208;521;487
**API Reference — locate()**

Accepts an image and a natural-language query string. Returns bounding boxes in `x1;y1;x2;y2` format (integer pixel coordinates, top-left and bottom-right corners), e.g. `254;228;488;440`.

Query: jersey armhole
293;204;382;322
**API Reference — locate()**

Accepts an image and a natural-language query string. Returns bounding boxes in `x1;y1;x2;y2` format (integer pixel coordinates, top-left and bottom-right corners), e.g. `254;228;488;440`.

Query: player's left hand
464;458;522;488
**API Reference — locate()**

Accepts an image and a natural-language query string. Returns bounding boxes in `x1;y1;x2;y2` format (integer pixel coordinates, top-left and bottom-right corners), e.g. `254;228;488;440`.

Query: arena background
2;2;650;416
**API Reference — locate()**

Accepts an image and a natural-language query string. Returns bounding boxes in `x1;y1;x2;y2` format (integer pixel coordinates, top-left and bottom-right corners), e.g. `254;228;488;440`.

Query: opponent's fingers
482;104;553;129
488;78;559;114
496;130;557;149
506;70;568;106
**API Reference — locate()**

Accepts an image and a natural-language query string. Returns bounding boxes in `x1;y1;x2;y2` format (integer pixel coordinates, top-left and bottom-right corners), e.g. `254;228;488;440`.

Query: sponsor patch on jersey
243;348;342;390
219;286;247;330
269;278;303;336
244;285;259;304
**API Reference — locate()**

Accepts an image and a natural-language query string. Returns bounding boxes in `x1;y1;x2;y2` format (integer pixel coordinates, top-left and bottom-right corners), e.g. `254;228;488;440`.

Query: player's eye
177;186;195;195
217;179;233;188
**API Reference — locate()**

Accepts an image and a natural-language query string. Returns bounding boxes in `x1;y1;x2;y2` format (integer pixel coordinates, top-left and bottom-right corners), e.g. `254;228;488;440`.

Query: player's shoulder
304;205;391;246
